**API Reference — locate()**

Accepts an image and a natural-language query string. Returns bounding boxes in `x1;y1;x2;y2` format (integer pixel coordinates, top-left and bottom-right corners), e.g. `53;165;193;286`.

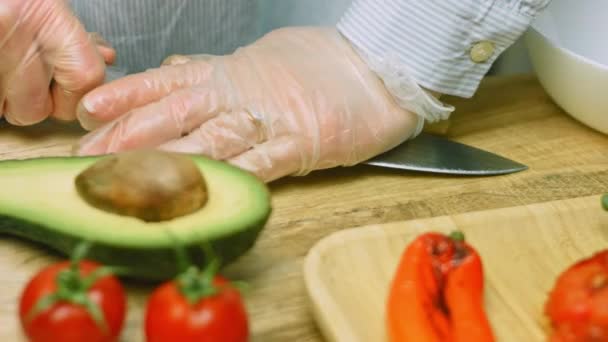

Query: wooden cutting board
304;194;608;342
1;75;608;341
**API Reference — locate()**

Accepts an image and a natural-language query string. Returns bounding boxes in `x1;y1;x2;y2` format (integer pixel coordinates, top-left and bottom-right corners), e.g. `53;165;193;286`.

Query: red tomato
545;250;608;341
19;260;127;342
144;276;249;342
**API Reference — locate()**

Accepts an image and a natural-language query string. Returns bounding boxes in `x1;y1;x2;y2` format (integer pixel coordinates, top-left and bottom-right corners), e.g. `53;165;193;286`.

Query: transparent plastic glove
74;27;421;182
0;0;115;125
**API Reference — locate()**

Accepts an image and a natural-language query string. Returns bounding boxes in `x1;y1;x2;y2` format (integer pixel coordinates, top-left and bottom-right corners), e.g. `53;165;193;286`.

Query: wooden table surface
1;75;608;341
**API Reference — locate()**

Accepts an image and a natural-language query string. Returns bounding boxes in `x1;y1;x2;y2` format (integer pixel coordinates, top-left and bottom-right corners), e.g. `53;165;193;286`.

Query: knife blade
364;132;527;176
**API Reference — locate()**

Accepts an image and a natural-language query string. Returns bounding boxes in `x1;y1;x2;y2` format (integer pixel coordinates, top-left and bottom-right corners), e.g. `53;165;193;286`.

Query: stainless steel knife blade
364;132;527;176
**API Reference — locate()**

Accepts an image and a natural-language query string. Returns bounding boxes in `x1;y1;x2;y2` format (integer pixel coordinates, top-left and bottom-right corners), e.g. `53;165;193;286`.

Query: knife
364;132;527;176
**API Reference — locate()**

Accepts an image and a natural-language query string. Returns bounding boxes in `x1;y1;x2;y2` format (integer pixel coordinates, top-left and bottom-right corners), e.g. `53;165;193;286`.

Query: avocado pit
75;150;208;222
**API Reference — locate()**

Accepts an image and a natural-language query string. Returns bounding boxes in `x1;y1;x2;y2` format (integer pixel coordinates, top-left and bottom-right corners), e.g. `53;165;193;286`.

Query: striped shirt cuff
337;0;551;98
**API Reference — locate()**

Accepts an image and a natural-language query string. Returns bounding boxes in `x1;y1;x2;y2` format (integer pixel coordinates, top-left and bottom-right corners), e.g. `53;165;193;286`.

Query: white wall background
258;0;353;30
492;40;533;75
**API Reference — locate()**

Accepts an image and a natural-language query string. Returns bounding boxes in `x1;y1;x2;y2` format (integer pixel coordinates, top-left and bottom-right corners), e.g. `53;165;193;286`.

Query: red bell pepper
386;231;494;342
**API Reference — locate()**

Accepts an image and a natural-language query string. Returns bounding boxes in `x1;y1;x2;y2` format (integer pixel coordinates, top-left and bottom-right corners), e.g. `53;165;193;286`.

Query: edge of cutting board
303;194;608;342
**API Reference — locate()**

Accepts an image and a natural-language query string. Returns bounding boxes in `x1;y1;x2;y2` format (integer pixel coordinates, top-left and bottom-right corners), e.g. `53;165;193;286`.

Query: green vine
165;230;247;305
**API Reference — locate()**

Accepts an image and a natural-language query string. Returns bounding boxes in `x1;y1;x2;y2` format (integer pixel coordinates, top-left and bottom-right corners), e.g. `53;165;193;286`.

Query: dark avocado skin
0;211;270;281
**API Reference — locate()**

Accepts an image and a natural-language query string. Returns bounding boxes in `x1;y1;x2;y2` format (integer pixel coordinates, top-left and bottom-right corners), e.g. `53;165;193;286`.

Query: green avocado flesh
0;155;271;280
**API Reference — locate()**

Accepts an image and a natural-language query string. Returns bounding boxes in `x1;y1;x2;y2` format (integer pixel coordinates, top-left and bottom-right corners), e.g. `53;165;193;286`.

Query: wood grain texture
304;195;608;342
0;75;607;341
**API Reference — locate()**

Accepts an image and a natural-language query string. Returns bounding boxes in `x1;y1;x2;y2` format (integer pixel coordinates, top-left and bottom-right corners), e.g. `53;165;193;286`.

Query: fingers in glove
162;55;192;66
74;86;229;155
227;136;302;183
48;25;107;121
88;32;116;65
0;2;42;123
97;46;116;65
0;79;5;120
162;54;216;66
158;109;268;159
3;53;53;126
77;61;214;130
0;96;5;120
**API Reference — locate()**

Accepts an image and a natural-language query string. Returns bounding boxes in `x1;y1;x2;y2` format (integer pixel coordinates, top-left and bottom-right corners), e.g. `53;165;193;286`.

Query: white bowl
524;0;608;135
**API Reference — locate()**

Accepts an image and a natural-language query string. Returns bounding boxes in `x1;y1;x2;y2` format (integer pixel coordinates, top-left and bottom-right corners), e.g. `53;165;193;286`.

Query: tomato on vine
18;242;127;342
144;241;249;342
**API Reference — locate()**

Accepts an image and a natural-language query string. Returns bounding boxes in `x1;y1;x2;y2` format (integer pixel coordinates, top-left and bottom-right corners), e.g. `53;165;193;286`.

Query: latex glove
74;27;420;182
0;0;115;125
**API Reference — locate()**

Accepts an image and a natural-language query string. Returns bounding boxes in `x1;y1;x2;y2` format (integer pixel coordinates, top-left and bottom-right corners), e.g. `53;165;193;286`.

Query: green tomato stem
449;231;466;242
228;280;250;294
177;261;222;305
71;240;93;269
82;267;115;289
164;228;247;305
26;241;110;334
25;294;60;322
163;228;191;273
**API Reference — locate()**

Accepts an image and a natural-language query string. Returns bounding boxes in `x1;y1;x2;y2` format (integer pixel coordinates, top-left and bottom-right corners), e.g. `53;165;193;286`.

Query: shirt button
470;41;495;63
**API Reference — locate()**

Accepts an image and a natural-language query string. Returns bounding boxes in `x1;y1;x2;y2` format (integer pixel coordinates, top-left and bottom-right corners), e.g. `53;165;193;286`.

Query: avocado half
0;155;271;280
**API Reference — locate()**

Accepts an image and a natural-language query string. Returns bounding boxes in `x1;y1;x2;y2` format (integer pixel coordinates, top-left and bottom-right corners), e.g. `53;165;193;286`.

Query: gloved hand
74;27;421;182
0;0;115;125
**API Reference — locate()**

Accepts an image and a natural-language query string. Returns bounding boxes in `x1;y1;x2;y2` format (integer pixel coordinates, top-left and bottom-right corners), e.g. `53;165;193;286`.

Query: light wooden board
304;195;608;342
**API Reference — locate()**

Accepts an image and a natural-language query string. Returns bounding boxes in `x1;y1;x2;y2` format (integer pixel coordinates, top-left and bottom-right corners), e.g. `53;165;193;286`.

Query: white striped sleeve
337;0;551;99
